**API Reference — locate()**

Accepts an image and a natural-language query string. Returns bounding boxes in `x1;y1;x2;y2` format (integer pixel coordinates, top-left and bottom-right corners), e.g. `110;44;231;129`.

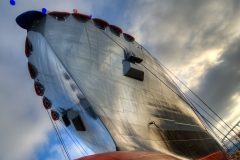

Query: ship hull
16;11;229;159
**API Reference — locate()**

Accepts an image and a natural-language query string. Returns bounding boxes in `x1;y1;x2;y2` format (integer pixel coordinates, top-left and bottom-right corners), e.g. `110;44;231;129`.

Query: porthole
34;81;45;96
42;96;52;109
123;33;135;42
72;13;91;21
28;62;38;79
93;18;109;30
25;37;32;57
51;110;59;121
109;25;122;37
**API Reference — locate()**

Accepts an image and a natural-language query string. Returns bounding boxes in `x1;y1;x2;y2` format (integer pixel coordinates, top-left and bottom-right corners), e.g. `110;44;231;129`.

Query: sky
0;0;240;159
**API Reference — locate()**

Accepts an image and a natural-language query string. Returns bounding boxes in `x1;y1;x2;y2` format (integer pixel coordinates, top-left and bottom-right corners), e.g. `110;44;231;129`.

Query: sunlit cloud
123;0;240;130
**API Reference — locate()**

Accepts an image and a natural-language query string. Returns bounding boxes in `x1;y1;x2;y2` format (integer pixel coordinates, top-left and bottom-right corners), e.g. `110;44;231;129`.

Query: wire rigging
93;21;237;154
138;44;239;147
46;110;71;160
185;94;236;138
95;20;230;135
59;120;88;156
158;64;237;138
181;89;239;150
141;62;228;158
182;92;230;160
204;117;222;142
155;60;239;136
190;105;239;150
54;120;72;160
92;19;234;139
141;63;240;150
46;110;67;160
150;121;192;159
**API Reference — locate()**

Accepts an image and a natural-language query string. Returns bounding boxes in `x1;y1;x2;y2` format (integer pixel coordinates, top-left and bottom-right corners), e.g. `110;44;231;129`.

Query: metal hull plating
27;31;116;154
17;11;228;159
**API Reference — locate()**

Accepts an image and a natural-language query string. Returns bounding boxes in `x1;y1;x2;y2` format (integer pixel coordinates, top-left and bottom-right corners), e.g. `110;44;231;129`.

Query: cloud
121;0;240;131
0;56;52;160
194;37;240;127
45;127;87;160
123;0;240;88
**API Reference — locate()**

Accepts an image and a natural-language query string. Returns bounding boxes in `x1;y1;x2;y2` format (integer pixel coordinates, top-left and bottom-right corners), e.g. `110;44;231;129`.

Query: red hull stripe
72;13;91;20
92;18;109;27
48;12;70;16
123;33;135;41
109;25;123;34
197;150;230;160
76;151;180;160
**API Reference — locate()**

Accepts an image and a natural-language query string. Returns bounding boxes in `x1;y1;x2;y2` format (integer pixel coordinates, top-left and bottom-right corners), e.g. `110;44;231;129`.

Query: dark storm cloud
194;38;240;122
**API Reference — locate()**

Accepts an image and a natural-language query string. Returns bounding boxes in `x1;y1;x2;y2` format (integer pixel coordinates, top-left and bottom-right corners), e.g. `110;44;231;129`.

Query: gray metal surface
21;12;225;159
27;31;116;155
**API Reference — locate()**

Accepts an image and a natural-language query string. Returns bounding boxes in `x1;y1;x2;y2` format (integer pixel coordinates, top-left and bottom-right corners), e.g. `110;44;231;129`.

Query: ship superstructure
16;10;229;159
